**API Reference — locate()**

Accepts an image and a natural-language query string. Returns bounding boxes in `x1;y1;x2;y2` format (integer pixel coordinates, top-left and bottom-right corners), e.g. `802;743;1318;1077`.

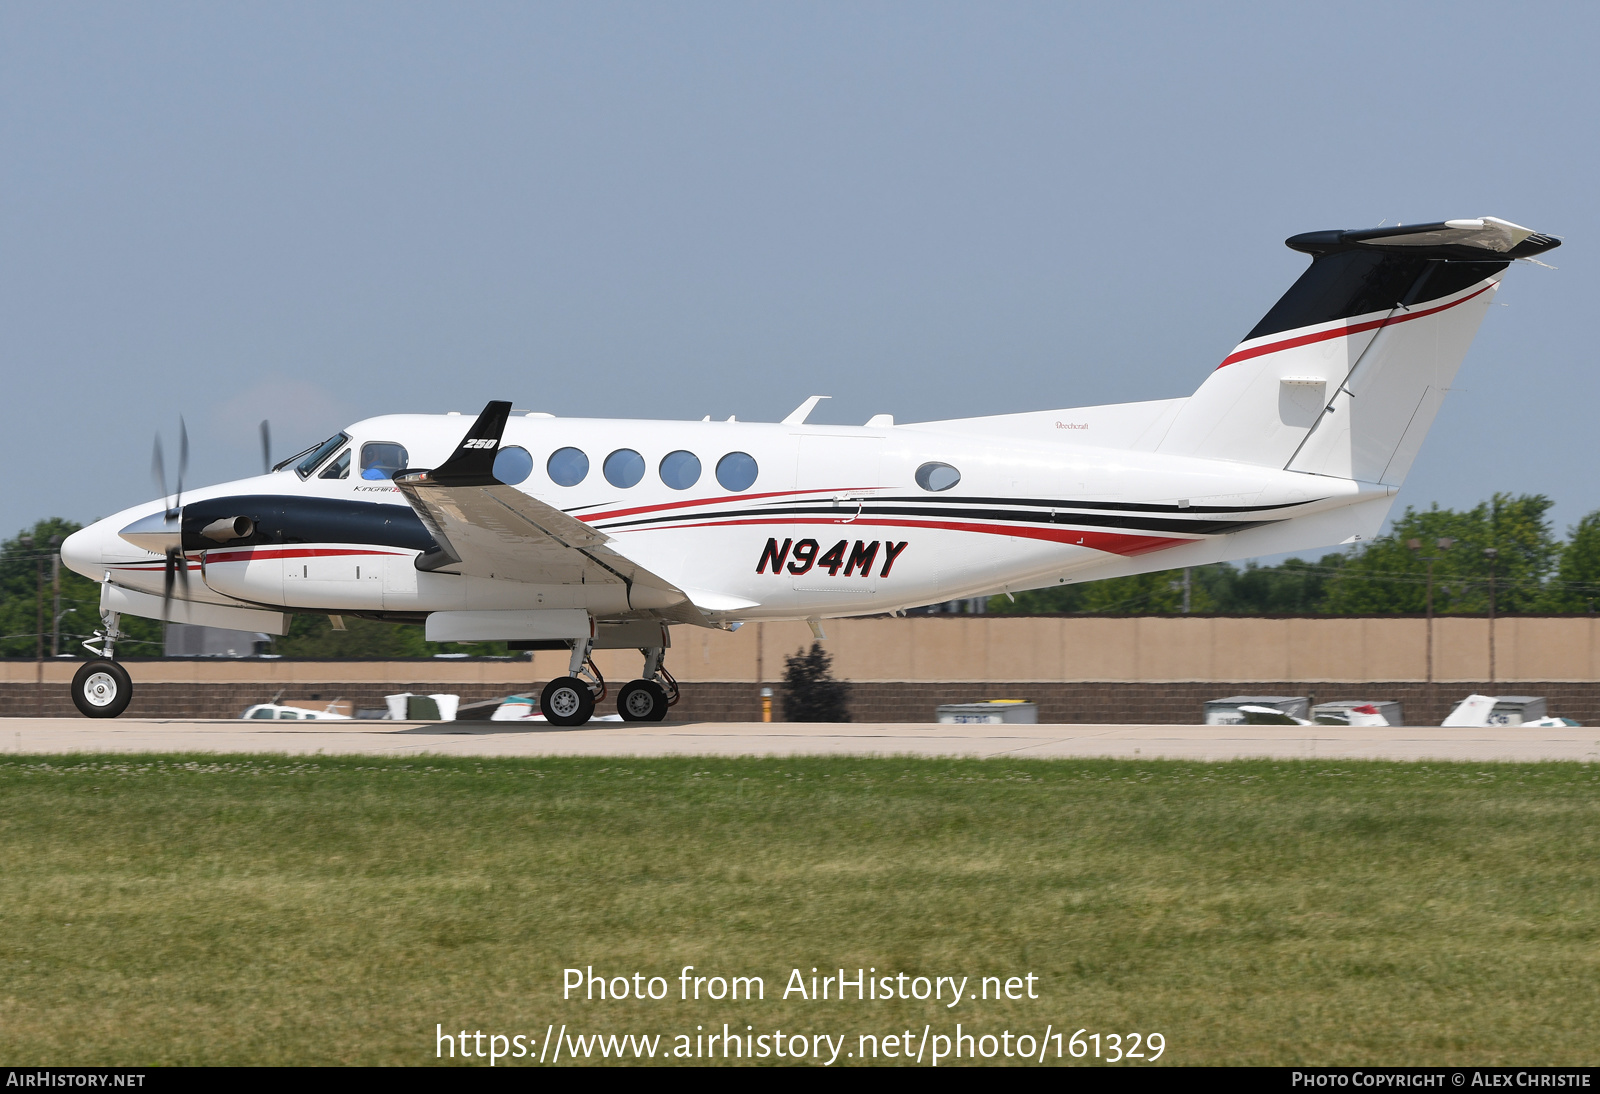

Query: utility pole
1182;567;1192;614
1483;546;1499;685
1407;537;1454;684
755;622;765;721
50;534;61;658
21;535;42;714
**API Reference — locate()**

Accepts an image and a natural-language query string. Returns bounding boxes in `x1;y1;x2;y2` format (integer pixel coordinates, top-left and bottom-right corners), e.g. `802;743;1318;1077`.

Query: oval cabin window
603;449;646;489
914;462;961;492
716;452;758;492
493;445;534;485
546;447;589;487
659;450;701;490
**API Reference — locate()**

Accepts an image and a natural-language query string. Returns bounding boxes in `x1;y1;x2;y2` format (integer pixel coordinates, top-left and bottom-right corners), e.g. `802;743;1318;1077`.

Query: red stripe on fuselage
650;516;1193;556
1216;282;1496;369
109;562;201;572
577;487;876;525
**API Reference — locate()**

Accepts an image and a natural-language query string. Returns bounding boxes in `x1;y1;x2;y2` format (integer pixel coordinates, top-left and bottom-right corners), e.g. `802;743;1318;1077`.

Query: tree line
991;493;1600;616
4;492;1600;658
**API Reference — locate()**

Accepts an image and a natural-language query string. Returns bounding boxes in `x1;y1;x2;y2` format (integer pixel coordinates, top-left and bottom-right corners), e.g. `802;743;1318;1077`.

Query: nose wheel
72;660;132;719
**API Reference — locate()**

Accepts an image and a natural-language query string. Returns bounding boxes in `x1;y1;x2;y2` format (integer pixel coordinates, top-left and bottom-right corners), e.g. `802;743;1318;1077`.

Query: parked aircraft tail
1157;218;1558;483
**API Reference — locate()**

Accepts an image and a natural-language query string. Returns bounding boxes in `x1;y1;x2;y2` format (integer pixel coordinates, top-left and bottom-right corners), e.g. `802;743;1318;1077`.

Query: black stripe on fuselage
179;495;436;553
593;501;1282;536
571;494;1320;518
868;494;1321;514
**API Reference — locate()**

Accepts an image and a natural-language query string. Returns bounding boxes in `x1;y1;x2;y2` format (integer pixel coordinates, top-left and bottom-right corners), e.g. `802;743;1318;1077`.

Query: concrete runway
2;718;1598;762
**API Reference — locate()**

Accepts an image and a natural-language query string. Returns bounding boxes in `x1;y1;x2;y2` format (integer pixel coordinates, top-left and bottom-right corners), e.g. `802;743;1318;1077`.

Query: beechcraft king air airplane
60;217;1559;724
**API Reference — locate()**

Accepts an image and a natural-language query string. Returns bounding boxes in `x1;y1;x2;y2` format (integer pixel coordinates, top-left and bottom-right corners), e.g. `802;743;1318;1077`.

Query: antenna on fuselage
781;395;831;425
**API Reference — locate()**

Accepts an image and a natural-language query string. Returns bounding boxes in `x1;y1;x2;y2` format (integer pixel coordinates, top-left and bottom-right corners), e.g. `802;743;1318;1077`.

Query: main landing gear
537;640;678;727
73;609;132;719
539;635;604;727
617;646;677;723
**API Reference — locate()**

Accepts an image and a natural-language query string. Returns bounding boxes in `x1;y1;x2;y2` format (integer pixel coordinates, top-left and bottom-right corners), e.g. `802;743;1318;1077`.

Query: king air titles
757;538;908;579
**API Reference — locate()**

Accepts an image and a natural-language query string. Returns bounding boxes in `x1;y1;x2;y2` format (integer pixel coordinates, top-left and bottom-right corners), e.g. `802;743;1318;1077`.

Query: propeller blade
175;417;189;512
151;435;168;509
260;420;272;474
162;546;192;622
163;548;177;621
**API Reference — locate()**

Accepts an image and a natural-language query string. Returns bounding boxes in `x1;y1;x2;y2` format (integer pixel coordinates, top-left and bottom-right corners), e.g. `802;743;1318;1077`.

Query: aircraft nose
60;524;107;581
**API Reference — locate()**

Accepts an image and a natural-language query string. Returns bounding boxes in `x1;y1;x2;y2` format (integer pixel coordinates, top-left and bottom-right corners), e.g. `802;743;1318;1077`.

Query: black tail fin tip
1247;216;1557;343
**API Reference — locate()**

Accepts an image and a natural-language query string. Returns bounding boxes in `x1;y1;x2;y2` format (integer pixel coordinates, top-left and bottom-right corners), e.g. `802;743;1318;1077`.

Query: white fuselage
63;403;1392;626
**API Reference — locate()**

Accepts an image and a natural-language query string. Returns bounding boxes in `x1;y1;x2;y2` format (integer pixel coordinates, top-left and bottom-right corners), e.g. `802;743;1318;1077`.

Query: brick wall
5;679;1597;725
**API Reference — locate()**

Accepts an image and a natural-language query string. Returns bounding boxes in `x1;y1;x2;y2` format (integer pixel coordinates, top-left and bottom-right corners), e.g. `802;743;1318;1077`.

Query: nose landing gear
73;609;132;718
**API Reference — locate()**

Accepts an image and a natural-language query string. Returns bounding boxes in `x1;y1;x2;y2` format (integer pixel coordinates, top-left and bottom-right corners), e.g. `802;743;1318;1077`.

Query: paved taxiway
2;718;1597;762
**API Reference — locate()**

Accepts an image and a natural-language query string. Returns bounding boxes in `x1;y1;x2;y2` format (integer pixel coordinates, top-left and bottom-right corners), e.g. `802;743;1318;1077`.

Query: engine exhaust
200;516;256;543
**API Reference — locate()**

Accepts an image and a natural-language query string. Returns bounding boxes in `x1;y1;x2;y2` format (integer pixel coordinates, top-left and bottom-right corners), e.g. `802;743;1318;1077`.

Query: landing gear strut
539;633;606;727
73;608;132;718
617;646;677;722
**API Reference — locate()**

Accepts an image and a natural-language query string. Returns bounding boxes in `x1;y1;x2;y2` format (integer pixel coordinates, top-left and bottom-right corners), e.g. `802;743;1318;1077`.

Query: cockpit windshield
284;433;350;479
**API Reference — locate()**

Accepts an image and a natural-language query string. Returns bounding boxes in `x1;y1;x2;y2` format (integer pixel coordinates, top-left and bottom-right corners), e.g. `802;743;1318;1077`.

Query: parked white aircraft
61;217;1559;724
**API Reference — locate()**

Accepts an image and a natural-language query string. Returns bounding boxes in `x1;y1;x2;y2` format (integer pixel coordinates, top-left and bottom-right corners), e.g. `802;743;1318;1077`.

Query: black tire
72;660;132;719
618;680;669;722
540;677;595;727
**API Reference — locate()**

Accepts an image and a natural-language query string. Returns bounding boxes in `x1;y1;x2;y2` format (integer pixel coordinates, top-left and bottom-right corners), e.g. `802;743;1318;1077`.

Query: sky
3;2;1597;551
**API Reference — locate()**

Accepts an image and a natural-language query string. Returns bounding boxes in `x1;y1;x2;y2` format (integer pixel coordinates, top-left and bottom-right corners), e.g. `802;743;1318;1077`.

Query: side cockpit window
360;442;409;480
319;448;351;479
290;433;349;479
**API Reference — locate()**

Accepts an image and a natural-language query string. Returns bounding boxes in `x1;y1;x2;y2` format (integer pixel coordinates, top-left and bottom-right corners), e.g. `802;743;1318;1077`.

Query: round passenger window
493;445;534;485
547;447;589;487
360;442;409;480
603;448;646;489
659;450;701;490
914;461;961;492
715;451;758;492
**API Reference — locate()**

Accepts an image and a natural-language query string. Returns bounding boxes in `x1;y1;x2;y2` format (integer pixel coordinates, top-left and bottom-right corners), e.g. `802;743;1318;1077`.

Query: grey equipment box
935;701;1039;725
1489;696;1547;726
1203;696;1310;726
1313;700;1404;726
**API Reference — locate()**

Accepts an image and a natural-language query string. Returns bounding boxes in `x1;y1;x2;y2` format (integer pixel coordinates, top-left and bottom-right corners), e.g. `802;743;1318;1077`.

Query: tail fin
1157;217;1558;483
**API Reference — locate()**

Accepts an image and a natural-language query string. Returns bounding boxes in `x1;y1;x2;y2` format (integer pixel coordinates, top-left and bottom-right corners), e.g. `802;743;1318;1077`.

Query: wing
392;401;701;620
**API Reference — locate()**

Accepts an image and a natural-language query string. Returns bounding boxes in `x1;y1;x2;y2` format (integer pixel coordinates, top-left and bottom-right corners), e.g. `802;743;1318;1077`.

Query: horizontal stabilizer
1288;217;1560;261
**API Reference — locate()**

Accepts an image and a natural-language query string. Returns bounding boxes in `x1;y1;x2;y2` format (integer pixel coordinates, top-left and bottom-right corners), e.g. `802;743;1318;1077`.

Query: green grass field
0;753;1595;1066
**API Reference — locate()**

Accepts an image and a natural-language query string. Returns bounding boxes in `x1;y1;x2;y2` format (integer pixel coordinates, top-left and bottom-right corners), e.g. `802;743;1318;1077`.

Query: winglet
397;401;512;487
